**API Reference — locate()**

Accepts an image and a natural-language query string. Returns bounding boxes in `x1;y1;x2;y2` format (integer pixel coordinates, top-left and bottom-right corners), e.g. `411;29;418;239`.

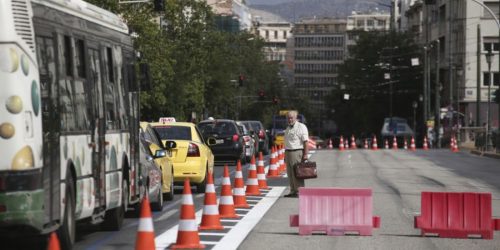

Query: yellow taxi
139;122;176;200
150;118;215;193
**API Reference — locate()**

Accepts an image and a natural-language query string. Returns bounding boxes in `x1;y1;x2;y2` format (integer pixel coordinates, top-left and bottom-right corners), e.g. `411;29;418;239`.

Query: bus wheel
102;179;126;231
58;173;75;250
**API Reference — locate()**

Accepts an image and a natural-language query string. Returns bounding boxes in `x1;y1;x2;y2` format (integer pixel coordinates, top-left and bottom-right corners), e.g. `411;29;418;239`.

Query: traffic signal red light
272;96;279;104
239;74;244;87
258;90;265;100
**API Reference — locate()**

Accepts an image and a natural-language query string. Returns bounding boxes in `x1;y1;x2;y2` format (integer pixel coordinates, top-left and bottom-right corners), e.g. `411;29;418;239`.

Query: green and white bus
0;0;144;248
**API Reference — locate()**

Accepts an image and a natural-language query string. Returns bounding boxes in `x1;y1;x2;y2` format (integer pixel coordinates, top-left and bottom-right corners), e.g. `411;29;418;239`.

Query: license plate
216;139;224;144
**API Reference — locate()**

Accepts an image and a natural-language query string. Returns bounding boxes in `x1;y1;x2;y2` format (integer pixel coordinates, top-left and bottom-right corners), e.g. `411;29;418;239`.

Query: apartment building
401;0;499;131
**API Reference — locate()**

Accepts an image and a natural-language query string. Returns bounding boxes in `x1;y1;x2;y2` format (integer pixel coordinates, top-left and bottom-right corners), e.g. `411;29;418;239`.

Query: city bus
0;0;144;248
271;110;306;146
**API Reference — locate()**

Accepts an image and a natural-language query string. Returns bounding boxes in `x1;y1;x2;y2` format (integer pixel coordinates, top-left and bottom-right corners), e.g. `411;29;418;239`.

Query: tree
327;31;423;136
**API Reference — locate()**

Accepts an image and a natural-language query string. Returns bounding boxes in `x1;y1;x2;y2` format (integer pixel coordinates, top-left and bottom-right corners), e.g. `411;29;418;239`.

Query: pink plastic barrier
289;187;380;236
414;191;500;239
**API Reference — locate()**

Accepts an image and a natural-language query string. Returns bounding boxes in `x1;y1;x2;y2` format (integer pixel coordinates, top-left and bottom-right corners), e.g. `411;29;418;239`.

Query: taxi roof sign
159;117;176;123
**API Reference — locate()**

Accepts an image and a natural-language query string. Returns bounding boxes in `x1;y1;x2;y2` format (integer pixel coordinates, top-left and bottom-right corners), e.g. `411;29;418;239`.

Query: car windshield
153;126;192;140
198;121;237;136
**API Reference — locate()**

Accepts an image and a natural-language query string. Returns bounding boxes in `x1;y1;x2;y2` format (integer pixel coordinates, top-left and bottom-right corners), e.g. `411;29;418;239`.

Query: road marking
155;186;285;250
212;186;285;250
154;208;178;222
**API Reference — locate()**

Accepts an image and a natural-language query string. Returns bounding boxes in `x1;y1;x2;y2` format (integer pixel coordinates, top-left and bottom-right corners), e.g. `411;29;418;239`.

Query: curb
470;150;500;160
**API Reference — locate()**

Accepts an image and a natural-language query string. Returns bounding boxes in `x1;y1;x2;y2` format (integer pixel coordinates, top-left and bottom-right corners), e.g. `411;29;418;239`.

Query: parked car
150;121;215;193
197;119;246;164
139;122;176;200
237;121;259;156
138;134;165;211
380;117;414;147
240;120;270;155
236;121;255;162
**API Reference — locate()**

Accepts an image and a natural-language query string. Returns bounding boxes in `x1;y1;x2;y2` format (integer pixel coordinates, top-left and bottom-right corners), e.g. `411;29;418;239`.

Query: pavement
460;144;500;159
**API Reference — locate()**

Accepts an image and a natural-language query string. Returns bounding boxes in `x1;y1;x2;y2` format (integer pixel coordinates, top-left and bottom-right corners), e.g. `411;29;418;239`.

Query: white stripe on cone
233;188;245;195
257;174;265;179
202;205;219;215
206;184;215;193
182;194;194;205
246;178;258;185
258;160;264;165
235;171;243;178
138;218;154;232
222;177;231;185
178;219;198;231
220;196;234;204
249;164;256;170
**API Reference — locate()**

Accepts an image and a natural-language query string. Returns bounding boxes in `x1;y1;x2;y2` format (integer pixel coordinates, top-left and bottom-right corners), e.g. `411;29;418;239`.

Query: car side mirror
154;149;167;158
164;140;177;149
206;137;217;146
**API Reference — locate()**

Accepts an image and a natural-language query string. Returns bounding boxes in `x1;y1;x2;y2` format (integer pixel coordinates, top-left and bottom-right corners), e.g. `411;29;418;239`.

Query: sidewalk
461;143;500;160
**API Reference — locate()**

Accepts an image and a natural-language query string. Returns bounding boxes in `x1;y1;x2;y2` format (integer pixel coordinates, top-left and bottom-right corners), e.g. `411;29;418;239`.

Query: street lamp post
485;49;494;151
412;101;418;133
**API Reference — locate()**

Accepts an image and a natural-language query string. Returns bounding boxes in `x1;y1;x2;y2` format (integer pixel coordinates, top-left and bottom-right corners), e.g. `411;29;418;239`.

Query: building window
274;30;278;39
483;72;500;86
483;41;500;52
367;20;374;26
283;31;287;39
357;20;364;27
483;2;499;19
378;20;386;26
265;30;269;39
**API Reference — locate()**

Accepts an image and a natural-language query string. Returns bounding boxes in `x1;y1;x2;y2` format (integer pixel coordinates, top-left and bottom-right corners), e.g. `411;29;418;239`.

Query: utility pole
476;25;481;127
435;39;441;148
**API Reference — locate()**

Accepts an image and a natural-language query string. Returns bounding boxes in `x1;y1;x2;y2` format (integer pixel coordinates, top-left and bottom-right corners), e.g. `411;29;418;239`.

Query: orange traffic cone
384;139;389;149
256;152;269;189
219;165;238;218
403;138;408;150
233;160;249;208
410;137;416;151
392;136;398;150
423;136;429;150
328;139;333;149
452;136;459;152
350;135;357;149
171;178;204;249
279;145;286;173
345;139;350;149
47;232;60;250
266;147;280;178
339;136;345;151
372;136;378;150
364;139;369;149
245;155;261;196
199;171;224;230
135;196;156;250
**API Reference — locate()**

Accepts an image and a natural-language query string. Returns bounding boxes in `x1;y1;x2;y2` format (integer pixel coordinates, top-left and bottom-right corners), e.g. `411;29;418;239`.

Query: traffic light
494;88;500;104
258;89;265;100
153;0;164;12
272;96;280;105
239;74;244;87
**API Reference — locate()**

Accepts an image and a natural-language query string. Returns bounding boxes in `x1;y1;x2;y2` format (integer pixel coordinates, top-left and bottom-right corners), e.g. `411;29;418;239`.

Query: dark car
197;119;246;164
240;120;269;155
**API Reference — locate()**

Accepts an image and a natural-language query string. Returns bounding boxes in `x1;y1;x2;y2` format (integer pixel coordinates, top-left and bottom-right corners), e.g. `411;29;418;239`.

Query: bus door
88;47;106;208
36;35;61;224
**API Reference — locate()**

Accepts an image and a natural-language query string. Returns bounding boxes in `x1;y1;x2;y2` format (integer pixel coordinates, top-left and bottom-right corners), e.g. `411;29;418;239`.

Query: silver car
237;122;255;162
139;134;167;211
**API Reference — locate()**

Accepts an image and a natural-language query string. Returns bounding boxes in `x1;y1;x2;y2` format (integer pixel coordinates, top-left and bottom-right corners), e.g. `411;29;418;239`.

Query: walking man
284;110;309;198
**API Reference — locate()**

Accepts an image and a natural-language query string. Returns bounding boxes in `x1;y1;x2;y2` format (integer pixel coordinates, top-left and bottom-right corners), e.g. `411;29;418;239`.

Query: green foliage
328;31;423;135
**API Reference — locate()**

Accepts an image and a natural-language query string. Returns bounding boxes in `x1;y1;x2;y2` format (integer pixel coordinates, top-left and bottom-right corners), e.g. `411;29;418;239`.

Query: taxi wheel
196;166;207;193
164;170;174;201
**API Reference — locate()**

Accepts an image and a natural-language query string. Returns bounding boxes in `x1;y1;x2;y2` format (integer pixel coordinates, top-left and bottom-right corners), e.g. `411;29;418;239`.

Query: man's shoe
284;193;298;198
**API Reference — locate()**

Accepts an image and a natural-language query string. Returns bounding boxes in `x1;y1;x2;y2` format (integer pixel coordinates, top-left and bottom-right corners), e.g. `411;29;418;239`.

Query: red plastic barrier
289;187;380;236
414;191;500;239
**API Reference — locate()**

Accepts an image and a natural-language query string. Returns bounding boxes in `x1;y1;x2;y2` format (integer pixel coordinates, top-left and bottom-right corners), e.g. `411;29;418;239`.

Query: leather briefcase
294;161;317;179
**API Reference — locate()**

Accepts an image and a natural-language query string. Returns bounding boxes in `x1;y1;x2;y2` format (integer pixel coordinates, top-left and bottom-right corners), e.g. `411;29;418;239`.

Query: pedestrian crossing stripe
154;186;286;250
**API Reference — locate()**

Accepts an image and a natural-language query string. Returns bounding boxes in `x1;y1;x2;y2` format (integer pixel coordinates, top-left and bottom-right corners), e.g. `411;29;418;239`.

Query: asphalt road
238;149;500;250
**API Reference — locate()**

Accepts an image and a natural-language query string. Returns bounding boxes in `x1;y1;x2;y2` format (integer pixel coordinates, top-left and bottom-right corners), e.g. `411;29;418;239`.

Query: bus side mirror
139;63;152;91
